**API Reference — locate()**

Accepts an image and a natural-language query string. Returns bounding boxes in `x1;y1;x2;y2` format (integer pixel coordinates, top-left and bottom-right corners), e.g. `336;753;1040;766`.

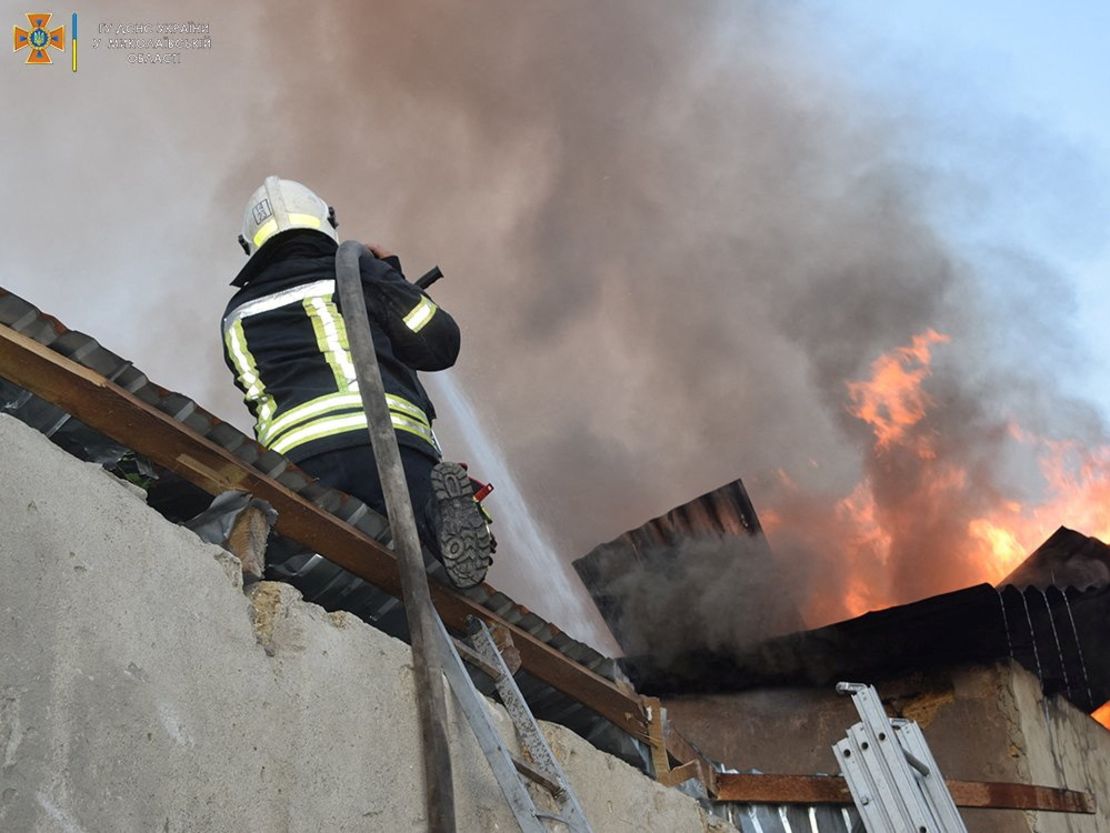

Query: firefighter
221;176;492;589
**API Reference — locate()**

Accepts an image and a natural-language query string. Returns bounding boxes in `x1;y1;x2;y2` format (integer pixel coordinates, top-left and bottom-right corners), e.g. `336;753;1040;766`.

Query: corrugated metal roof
622;578;1109;713
583;478;765;553
1000;525;1110;591
719;803;858;833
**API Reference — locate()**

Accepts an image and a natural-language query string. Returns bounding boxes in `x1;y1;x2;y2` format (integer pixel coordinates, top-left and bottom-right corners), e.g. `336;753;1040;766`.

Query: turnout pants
297;443;440;554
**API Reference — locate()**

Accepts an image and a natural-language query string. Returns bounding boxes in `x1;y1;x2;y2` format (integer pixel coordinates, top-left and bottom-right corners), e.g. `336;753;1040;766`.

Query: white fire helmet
231;175;339;286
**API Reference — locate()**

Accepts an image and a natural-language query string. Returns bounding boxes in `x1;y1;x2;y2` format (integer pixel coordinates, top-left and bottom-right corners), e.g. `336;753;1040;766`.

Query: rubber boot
429;461;493;589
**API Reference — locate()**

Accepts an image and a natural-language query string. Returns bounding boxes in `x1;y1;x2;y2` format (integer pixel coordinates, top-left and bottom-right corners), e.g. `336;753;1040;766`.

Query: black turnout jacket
221;234;459;464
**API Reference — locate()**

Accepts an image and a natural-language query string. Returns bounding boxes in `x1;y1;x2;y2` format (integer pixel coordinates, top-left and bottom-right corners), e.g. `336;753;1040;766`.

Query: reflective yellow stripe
251;214;322;251
385;393;431;427
402;296;438;333
252;218;278;249
303;295;356;390
287;213;322;229
269;410;439;456
259;391;364;446
389;412;440;450
224;320;276;437
270;413;367;455
262;390;434;450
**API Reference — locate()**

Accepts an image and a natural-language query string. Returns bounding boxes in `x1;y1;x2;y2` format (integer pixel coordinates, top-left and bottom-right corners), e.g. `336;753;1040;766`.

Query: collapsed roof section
573;479;805;657
570;461;1110;719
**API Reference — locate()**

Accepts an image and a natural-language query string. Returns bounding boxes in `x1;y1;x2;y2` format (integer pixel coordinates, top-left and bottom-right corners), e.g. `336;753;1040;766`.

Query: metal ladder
437;615;595;833
834;682;968;833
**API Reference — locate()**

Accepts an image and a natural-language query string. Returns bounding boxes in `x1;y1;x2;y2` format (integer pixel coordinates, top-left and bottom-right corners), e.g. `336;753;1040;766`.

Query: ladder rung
444;616;595;832
512;755;565;796
453;636;503;682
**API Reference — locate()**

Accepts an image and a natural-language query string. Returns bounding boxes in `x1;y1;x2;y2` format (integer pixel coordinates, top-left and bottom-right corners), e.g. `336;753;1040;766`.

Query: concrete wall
0;415;734;833
666;661;1110;832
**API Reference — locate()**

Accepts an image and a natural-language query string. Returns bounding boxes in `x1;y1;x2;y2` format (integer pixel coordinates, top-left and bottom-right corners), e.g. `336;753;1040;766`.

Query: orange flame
767;329;1110;626
846;329;950;458
967;437;1110;577
834;482;892;617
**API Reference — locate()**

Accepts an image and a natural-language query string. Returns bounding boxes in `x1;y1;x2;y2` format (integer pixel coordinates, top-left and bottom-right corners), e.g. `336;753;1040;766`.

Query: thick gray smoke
4;1;1106;651
240;0;1107;629
604;536;803;664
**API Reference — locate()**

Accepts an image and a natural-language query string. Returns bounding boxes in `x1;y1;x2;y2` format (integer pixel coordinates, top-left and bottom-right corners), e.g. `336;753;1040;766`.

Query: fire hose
335;241;456;833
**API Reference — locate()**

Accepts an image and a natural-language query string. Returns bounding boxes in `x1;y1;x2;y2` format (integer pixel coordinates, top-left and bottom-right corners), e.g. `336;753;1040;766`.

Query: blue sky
824;2;1110;152
818;1;1110;416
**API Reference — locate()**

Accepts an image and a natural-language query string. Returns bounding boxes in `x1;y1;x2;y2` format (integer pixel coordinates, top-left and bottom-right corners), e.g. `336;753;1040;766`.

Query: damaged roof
622;576;1109;713
573;478;805;654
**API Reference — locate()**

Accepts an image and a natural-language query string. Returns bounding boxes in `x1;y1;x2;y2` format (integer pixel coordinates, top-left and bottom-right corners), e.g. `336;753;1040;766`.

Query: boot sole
430;462;492;589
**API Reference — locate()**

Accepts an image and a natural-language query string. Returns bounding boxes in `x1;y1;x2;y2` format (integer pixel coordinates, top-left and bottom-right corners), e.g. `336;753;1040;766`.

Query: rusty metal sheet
715;773;1095;813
